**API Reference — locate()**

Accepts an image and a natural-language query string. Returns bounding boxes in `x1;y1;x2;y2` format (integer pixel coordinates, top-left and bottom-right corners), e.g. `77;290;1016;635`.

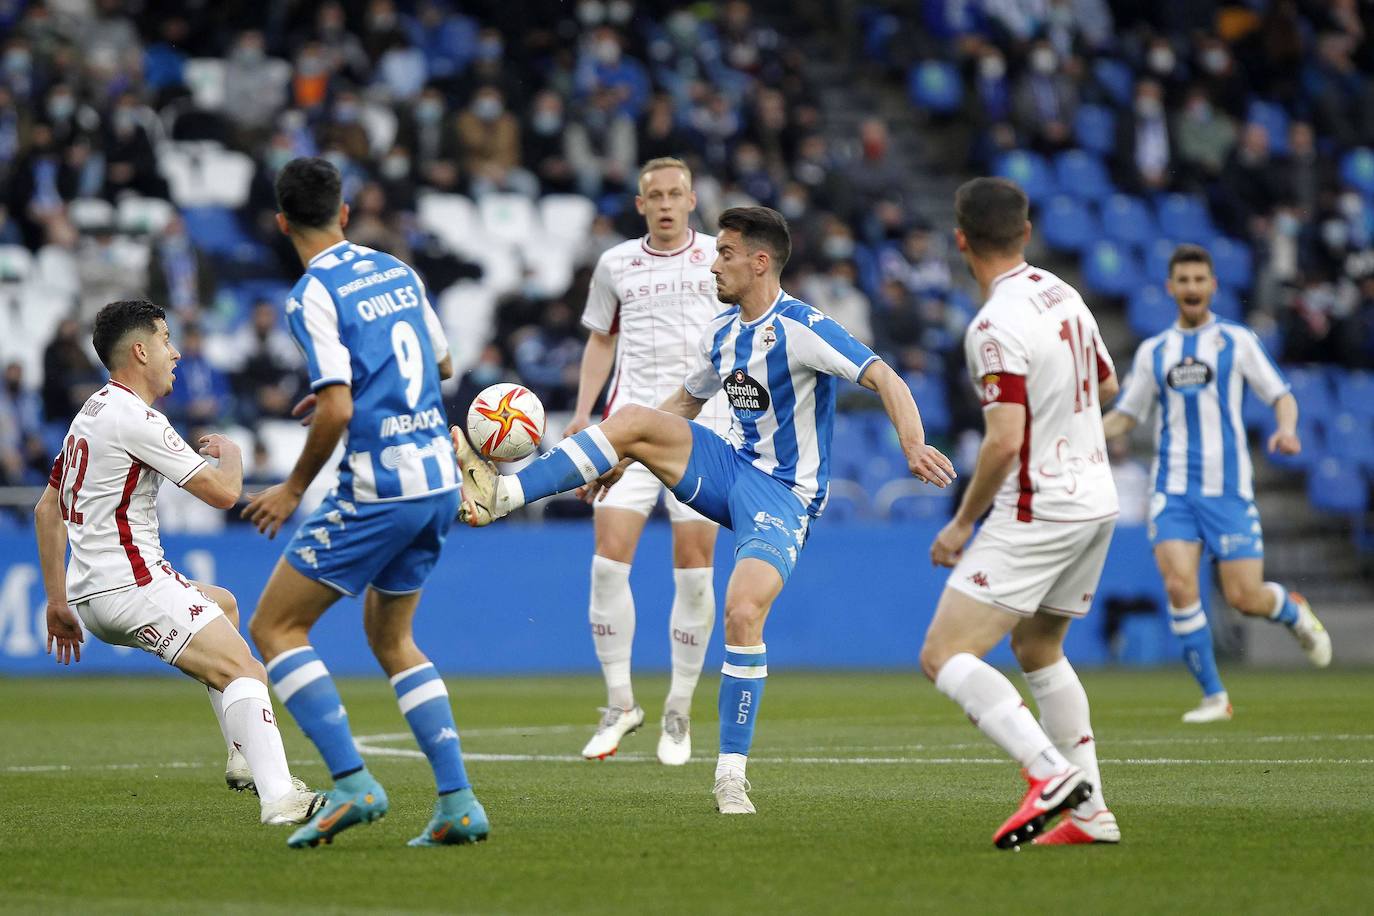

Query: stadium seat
478;193;540;247
823;479;869;521
35;245;78;293
1100;194;1157;248
1144;236;1179;284
0;245;34;283
1093;58;1134;106
183;58;227;110
1336;369;1374;420
1340;147;1374;196
902;371;950;435
1155;194;1216;246
1307;457;1369;515
472;242;520;296
416;192;480;257
437;281;499;375
993;150;1054;204
360;103;398;157
1242;389;1270;432
874;479;954;521
1323;412;1374;474
68;197;116;231
858;452;909;494
117;195;175;235
539;194;597;244
181;205;257;259
1039;195;1098;252
202;150;254;208
1053;150;1113;202
908;60;963;114
1246;100;1290;156
1073;104;1116;157
1082;240;1143;298
1210;285;1242;321
256;420;311;479
1127;284;1175;337
1210;237;1253;290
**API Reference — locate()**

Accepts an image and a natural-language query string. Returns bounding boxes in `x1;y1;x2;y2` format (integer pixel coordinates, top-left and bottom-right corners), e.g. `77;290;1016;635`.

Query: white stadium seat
539;194;596;244
416;193;480;257
361;104;398;158
183;58;227;110
36;245;78;293
68;198;116;231
116;196;176;235
438;281;498;376
201;149;254;208
473;242;520;296
478;193;539;246
0;245;34;284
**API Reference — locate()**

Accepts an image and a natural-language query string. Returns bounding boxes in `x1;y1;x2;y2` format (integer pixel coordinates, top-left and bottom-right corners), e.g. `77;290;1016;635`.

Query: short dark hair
275;156;342;230
954;177;1028;255
1167;243;1214;277
92;299;166;370
718;206;791;273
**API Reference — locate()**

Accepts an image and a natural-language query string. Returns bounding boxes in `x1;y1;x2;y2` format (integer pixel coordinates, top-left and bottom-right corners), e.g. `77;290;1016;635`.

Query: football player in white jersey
34;299;323;827
566;157;731;764
452;207;954;814
921;178;1121;848
1102;244;1331;724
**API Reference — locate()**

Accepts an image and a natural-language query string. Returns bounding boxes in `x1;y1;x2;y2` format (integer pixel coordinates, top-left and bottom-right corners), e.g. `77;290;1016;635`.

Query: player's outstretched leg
661;563;715;766
1169;602;1232;723
582;555;644;760
453;425;621;526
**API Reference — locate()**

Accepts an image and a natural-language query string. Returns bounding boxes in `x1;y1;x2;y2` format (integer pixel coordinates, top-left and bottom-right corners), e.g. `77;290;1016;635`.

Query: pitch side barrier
0;523;1183;675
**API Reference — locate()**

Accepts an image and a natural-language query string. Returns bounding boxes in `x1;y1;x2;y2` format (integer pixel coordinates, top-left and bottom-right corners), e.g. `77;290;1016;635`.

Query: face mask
416;100;443;123
532;111;562;134
1135;96;1162;118
324;151;348;172
1339;192;1363;219
267;149;293;171
736;154;761;173
281;109;306;131
370;11;397;29
1148;46;1175;75
473;97;503;121
578;1;606;25
779;196;805;219
823;236;854;259
979;56;1005;80
667;11;697;43
1322;220;1350;249
1275;212;1299;238
1186;99;1211;120
236;44;265;64
608;0;632;24
113;110;136;133
381;156;408;180
1031;49;1056;74
472;364;501;386
594;39;621;65
4;50;30;73
47;96;74;120
1202;48;1229;74
477;38;503;61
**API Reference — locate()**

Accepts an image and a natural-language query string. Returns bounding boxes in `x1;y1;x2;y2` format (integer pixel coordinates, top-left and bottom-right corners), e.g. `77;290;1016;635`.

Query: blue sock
719;644;767;755
266;646;364;780
515;428;618;503
1265;582;1300;628
1169;604;1226;697
391;662;470;794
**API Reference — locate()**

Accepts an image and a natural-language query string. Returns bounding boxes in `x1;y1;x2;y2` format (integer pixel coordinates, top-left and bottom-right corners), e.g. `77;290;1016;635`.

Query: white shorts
947;513;1116;618
74;561;224;665
596;461;717;526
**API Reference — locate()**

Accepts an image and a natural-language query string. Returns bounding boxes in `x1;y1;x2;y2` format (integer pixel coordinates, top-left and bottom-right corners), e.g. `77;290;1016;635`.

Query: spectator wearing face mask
1011;41;1078;153
523;90;576;194
575;27;651;118
1194;38;1248;120
41;317;102;424
802;259;874;346
398;86;461;191
146;215;216;317
456;85;539;198
566;85;638;199
404;1;480;86
320;90;372;163
1218;122;1286;239
1173;84;1238;184
103;92;168;200
1113;78;1175;193
224;31;289;141
1140;35;1187;107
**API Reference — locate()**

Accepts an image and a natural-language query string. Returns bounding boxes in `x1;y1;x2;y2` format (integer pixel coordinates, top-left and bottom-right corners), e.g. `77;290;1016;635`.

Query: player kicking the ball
1103;244;1330;723
35;299;324;827
453;206;954;814
921;178;1120;848
566;158;733;765
243;158;487;849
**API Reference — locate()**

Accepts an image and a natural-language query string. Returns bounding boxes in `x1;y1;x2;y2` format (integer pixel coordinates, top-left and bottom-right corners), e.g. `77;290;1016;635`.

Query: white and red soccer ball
465;383;545;461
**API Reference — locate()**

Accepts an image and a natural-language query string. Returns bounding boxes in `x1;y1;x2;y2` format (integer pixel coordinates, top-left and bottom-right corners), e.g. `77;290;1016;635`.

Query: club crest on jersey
724;369;770;415
1166;357;1213;391
689;248;706;264
759;325;777;350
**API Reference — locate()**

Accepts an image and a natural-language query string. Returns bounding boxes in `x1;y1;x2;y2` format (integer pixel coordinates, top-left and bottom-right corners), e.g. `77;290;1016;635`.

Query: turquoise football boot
287;771;389;848
407;788;490;847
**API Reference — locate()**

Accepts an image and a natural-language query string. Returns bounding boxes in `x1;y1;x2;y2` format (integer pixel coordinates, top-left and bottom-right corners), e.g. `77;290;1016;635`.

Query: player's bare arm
181;433;244;509
564;330;618;438
33;485;83;665
1101;409;1137;440
1098;369;1120;405
244;383;353;537
437;353;454;381
1268;392;1301;455
860;360;955;487
580;386;706;503
931;403;1025;567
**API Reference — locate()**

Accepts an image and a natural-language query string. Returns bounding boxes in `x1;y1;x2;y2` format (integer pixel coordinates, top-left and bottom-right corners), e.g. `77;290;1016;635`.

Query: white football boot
450;426;506;526
1288;593;1332;668
581;705;645;760
1182;692;1233;724
657;711;691;766
225;747;254;793
1034;809;1122;845
713;774;756;815
260;778;328;826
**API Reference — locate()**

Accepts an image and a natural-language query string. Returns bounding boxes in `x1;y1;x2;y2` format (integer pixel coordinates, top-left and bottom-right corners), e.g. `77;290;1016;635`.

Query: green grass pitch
2;669;1372;914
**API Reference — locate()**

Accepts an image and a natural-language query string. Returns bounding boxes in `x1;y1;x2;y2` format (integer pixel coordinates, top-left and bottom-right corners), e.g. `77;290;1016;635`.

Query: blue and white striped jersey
683;290;878;516
286;240;458;503
1117;317;1290;500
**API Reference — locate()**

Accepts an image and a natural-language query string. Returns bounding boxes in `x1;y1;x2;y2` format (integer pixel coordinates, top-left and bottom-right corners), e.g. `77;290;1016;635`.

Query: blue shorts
1147;491;1264;561
284;488;461;596
670;423;812;582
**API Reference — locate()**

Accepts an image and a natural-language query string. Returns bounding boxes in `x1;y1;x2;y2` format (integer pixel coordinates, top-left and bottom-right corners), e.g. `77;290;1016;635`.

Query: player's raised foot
1289;593;1332;668
713;774;756;814
993;766;1092;850
657;710;691;766
287;771;389;848
261;779;328;825
1182;692;1233;724
449;426;505;527
407;788;490;847
1033;809;1121;846
225;747;254;793
581;704;645;760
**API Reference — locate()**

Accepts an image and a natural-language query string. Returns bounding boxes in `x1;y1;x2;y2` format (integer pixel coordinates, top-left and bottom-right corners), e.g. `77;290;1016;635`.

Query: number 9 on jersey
466;383;546;461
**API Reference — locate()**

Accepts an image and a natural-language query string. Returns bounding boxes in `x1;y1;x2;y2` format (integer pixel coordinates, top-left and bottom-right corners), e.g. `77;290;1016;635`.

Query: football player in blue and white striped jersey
453;206;955;814
1103;244;1331;723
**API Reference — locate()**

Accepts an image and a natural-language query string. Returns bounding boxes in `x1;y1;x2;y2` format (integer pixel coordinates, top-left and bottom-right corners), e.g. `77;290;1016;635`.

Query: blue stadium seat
1336;370;1374;420
908;60;963;114
1322;413;1374;474
1242;389;1270;433
1155;194;1216;245
1286;367;1333;428
1053;150;1114;202
1127;284;1175;337
1144;237;1179;284
1082;240;1143;298
887;489;955;522
1247;100;1290;156
1307;457;1369;515
181;206;253;257
1262;417;1320;472
859;452;910;493
1210;286;1242;321
1073;104;1116;157
1100;194;1156;247
1039;194;1098;253
1093;58;1134;106
902;371;950;435
994;150;1054;204
1340;147;1374;196
1210;237;1253;290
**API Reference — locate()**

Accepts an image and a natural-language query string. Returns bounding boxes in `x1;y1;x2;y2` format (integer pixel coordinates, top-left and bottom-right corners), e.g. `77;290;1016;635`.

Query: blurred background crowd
1;0;1372;536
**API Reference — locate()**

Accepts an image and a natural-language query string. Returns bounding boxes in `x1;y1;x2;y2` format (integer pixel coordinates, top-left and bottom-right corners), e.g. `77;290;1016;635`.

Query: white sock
207;686;234;753
495;475;526;514
935;652;1067;779
666;566;714;715
590;555;635;709
716;751;747;780
222;676;294;805
1024;657;1106;815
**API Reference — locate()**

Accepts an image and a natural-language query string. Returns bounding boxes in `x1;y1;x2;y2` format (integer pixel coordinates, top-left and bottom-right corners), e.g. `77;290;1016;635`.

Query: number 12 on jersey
1058;318;1096;413
58;434;90;524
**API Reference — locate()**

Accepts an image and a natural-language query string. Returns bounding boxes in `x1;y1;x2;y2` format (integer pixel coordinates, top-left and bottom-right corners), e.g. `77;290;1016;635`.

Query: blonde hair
637;157;692;192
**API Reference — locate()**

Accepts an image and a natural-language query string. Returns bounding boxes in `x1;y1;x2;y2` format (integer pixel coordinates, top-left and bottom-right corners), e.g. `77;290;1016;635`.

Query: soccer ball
466;383;545;461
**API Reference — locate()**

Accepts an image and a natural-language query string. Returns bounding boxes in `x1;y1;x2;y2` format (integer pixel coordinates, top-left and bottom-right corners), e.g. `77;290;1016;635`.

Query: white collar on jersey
1172;314;1217;335
308;239;351;266
736;289;788;327
640;229;697;257
987;261;1030;296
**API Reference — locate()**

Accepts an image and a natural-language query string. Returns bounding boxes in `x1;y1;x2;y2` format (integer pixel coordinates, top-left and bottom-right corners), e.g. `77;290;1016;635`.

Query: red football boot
992;766;1093;849
1034;809;1121;845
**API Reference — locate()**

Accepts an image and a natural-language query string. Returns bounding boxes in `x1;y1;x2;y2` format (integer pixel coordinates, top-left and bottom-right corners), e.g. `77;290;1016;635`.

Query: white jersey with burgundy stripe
964;262;1119;523
582;230;731;434
48;381;207;603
